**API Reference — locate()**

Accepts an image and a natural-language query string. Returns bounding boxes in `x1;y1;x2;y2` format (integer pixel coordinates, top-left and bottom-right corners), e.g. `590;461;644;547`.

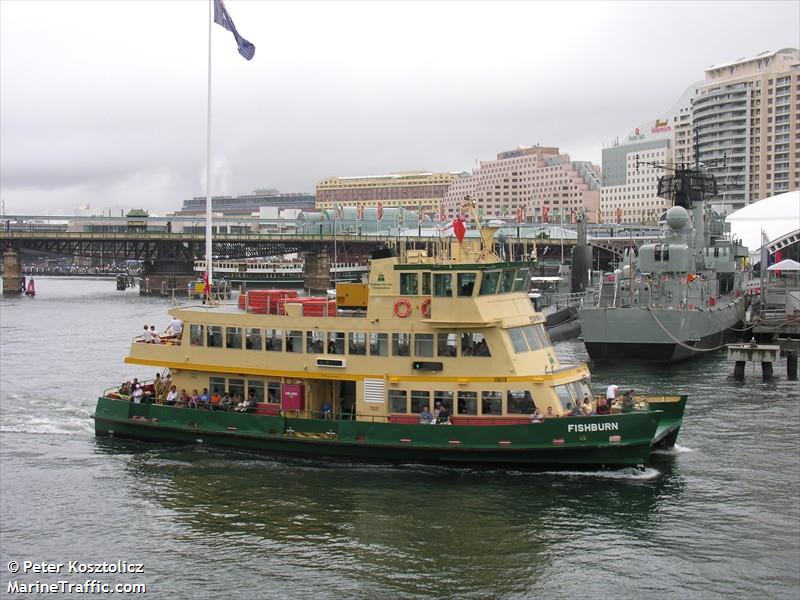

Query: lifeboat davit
25;277;36;297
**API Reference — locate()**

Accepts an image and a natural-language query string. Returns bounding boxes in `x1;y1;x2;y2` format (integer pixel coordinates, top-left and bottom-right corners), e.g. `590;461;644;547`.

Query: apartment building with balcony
692;48;799;212
441;146;601;223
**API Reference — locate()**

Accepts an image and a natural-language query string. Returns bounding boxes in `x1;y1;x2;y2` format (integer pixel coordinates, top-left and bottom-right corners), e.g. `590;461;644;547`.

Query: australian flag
214;0;255;61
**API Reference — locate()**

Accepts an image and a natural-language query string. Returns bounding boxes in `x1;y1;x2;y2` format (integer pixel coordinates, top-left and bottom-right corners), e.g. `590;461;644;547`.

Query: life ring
708;296;716;307
394;298;412;318
421;298;431;318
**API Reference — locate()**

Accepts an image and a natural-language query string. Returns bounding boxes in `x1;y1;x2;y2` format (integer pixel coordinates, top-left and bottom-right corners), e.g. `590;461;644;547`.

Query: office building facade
315;172;464;215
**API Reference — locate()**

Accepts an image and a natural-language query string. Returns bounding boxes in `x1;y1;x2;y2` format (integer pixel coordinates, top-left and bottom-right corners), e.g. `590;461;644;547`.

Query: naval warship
578;165;750;362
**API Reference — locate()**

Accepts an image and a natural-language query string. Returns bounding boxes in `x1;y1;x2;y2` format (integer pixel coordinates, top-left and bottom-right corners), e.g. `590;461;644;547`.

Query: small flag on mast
214;0;255;60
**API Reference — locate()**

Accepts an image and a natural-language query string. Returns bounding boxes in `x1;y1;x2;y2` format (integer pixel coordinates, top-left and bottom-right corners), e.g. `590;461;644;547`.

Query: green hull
93;397;683;468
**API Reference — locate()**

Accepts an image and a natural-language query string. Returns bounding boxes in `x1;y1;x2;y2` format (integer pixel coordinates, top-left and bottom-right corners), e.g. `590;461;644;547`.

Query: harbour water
1;278;798;599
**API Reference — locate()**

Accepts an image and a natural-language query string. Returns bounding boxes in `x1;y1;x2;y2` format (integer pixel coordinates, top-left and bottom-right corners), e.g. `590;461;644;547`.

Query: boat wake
510;467;662;480
651;443;694;456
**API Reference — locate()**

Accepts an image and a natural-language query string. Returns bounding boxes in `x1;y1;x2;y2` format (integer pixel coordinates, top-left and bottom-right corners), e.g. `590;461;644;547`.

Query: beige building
441;146;601;223
693;48;799;212
315;171;465;215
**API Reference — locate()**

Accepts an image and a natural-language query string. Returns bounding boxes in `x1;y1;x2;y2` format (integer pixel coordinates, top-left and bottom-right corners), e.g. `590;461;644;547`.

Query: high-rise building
692;48;799;212
315;172;465;215
441;146;601;223
601;84;697;224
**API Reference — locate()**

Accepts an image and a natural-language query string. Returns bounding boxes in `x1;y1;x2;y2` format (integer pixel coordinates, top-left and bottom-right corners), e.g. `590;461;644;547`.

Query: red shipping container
281;384;305;411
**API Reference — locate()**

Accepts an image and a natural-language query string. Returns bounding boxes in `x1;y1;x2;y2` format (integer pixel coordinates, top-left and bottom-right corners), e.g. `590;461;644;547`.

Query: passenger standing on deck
165;385;178;405
132;383;143;404
142;324;152;343
606;384;619;408
150;325;160;344
167;317;183;340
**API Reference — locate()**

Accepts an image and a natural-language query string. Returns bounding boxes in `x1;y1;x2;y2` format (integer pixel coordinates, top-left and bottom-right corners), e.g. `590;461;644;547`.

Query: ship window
349;332;367;355
663;246;670;261
655;245;662;261
228;378;245;400
461;332;491;356
267;382;281;403
392;333;410;356
499;269;515;293
207;325;223;348
513;268;530;292
226;327;242;349
523;324;549;351
457;272;477;296
480;271;500;295
400;273;418;295
190;324;204;346
410;390;430;413
389;389;407;413
370;332;389;356
209;376;226;395
507;328;528;353
507;390;535;414
414;333;434;357
457;391;478;415
433;273;453;297
328;332;345;355
245;328;262;350
434;391;453;412
481;391;503;415
421;272;431;295
307;331;324;354
553;384;573;411
286;330;302;353
265;328;282;351
248;380;265;403
437;333;457;357
534;324;552;349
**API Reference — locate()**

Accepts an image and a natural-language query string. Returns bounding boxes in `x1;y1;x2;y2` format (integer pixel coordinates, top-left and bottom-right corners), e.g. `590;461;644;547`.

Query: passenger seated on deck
570;400;584;417
530;408;544;423
150;325;160;344
220;392;232;411
141;325;152;343
119;381;132;397
419;405;434;424
582;394;593;416
622;390;637;412
189;389;199;409
595;396;610;415
199;388;210;408
210;389;221;410
165;385;178;405
321;401;333;419
437;403;451;425
545;406;555;418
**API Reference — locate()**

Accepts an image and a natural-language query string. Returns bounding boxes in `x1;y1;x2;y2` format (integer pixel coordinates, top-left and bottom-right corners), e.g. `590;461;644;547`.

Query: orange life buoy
394;298;412;318
421;298;431;318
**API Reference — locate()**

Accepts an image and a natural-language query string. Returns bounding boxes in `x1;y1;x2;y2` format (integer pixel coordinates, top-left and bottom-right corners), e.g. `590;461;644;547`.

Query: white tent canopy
767;259;800;271
726;190;800;262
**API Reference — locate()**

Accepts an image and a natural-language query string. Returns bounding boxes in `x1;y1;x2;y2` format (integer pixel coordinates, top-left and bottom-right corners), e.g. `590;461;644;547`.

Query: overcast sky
1;0;797;215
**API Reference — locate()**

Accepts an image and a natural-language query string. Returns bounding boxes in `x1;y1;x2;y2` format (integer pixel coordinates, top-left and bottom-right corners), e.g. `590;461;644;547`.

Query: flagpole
205;0;214;288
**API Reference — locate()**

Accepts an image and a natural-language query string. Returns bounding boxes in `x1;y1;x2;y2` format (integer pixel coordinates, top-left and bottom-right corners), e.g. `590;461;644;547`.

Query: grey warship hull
579;294;746;363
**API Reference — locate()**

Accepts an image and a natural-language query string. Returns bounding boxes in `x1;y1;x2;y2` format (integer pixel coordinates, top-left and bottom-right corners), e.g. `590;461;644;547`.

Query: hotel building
440;146;601;223
692;48;800;212
315;171;465;215
600;84;697;225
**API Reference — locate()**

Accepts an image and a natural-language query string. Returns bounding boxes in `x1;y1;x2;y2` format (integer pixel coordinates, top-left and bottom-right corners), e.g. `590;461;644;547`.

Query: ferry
93;208;686;468
193;258;370;289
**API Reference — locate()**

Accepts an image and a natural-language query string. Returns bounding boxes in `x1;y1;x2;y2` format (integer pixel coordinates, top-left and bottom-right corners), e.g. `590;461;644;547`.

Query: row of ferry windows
207;376;281;403
188;325;494;358
389;389;535;415
398;268;529;297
